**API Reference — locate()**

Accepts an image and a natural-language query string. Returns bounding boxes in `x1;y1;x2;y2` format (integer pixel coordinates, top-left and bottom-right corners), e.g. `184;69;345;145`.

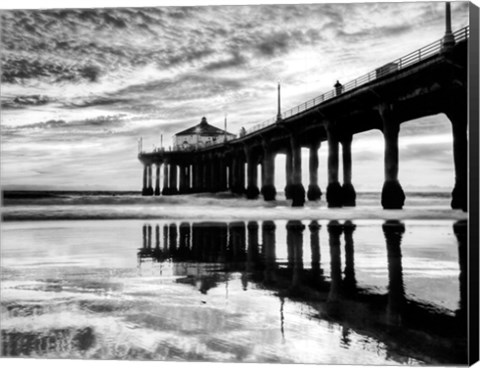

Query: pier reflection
383;220;406;326
0;219;468;362
453;219;467;320
137;219;468;364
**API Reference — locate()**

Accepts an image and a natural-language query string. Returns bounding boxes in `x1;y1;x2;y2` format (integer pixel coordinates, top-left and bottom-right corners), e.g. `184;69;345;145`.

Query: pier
138;10;469;210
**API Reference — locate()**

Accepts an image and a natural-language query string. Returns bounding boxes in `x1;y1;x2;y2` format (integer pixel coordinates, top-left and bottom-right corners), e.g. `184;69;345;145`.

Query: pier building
173;117;235;151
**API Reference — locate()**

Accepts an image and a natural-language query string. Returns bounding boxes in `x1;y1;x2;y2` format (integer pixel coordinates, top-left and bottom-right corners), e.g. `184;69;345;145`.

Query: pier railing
246;26;469;134
141;26;469;155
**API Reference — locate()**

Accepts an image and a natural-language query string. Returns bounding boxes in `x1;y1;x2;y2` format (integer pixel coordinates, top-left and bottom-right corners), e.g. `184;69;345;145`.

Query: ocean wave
2;191;451;207
1;191;464;222
1;204;467;222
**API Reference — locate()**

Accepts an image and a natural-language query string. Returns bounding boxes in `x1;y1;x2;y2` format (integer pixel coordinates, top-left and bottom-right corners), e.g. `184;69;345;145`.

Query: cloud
0;5;341;86
17;120;67;130
336;24;411;42
78;65;101;82
400;141;453;164
255;32;291;57
1;57;102;83
162;47;215;68
3;114;130;140
203;52;248;71
82;72;251;117
0;3;469;190
400;114;452;136
64;96;131;108
1;94;53;109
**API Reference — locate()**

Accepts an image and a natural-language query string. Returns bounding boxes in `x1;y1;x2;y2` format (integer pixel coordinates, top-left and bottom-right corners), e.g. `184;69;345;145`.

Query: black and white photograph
0;0;478;365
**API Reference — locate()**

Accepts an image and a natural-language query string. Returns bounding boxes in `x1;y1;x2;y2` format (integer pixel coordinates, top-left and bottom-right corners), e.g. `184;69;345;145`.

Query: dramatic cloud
0;2;469;190
1;94;53;109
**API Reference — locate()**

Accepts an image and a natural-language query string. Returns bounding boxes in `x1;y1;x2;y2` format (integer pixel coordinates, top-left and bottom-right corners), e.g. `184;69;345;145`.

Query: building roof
175;117;235;137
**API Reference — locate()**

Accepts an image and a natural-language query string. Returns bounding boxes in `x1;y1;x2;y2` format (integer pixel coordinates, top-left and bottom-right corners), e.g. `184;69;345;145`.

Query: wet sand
1;219;467;364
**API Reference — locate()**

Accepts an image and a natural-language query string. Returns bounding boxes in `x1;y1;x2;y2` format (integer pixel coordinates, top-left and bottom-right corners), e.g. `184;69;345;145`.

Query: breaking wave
1;191;465;222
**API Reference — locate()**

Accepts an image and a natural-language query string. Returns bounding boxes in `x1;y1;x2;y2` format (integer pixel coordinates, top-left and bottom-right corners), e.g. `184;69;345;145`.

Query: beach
0;1;473;365
0;192;468;364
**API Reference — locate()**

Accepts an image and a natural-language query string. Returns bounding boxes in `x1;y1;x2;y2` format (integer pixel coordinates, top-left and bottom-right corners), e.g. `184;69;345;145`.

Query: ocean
0;191;468;364
1;191;466;221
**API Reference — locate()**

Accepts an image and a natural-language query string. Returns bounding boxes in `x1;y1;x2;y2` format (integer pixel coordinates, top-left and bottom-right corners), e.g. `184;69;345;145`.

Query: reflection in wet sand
262;221;276;285
343;221;356;293
453;220;467;320
287;220;304;291
384;220;406;327
309;221;321;282
1;219;467;364
327;221;342;308
133;219;468;363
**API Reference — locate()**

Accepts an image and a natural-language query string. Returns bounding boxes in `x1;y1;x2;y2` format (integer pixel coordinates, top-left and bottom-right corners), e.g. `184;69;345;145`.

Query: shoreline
1;204;468;222
1;192;467;222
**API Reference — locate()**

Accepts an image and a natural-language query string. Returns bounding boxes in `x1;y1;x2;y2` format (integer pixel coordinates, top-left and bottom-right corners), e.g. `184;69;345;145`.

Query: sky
0;1;470;192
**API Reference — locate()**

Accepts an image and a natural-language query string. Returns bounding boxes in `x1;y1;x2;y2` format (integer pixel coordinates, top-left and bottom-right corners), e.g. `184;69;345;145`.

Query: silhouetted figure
383;220;406;327
334;80;343;96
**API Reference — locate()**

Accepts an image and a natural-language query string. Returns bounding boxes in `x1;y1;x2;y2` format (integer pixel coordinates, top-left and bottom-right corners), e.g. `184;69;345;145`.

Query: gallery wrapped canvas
1;0;478;366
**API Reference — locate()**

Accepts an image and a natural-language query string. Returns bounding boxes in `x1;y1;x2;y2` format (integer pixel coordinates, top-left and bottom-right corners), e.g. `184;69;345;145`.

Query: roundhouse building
174;117;235;150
